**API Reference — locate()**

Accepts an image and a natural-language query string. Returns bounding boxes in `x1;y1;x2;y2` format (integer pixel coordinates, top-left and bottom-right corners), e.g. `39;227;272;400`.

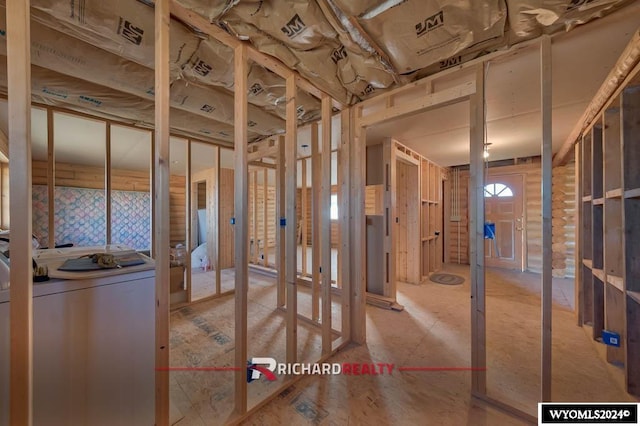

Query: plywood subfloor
170;264;633;425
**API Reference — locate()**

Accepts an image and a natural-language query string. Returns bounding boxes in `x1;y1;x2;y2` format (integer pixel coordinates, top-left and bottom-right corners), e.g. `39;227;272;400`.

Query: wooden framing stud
276;135;286;308
252;170;259;265
311;123;320;322
214;146;222;294
233;43;249;415
47;108;55;249
186;140;193;303
263;167;269;268
339;109;351;341
7;0;34;422
105;123;112;244
321;95;333;354
351;106;367;344
301;157;308;276
540;36;553;402
153;0;171;423
285;74;299;364
470;63;487;396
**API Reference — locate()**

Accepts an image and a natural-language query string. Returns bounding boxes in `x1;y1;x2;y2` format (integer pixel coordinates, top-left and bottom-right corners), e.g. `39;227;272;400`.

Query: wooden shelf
593;268;605;282
593;197;604;205
624;188;640;198
628;291;640;305
606;275;624;292
606;188;622;199
582;195;592;202
583;259;592;269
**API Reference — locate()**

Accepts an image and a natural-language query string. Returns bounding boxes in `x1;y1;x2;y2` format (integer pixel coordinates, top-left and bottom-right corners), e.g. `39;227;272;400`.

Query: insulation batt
217;0;397;103
29;0;200;76
355;0;508;73
0;58;259;144
20;0;320;132
0;6;284;137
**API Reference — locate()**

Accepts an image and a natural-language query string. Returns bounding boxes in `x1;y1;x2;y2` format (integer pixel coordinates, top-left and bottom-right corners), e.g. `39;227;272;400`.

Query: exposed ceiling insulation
0;0;636;147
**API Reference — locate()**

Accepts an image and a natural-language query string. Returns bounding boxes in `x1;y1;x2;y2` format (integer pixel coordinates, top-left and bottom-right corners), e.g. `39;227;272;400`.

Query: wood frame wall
3;1;563;422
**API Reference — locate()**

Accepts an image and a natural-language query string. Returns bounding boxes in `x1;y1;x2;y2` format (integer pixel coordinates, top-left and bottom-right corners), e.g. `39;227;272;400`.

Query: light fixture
483;142;492;159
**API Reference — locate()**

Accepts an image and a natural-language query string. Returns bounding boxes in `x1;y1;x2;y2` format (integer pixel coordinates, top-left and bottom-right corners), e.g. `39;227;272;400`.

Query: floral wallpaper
32;185;151;250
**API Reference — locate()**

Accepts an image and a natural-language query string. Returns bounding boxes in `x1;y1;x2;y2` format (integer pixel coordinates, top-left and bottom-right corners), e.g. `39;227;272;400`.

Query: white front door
484;174;524;270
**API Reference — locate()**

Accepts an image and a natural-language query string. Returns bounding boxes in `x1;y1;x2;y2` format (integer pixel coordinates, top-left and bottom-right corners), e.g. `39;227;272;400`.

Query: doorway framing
350;39;553;421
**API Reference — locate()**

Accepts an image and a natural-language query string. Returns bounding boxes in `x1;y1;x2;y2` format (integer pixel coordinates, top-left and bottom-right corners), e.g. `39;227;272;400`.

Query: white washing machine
0;246;155;426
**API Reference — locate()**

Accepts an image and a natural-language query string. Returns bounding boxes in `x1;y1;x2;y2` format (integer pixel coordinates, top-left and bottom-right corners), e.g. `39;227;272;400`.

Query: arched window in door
484;183;513;198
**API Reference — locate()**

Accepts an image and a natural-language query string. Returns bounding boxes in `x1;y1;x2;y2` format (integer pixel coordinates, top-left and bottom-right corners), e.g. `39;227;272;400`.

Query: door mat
429;273;465;285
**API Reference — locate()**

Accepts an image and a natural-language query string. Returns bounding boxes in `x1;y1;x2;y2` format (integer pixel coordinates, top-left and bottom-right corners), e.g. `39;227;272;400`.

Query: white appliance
0;245;155;426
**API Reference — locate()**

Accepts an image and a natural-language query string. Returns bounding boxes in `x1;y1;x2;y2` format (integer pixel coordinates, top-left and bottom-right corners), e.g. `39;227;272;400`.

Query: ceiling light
483;142;492;159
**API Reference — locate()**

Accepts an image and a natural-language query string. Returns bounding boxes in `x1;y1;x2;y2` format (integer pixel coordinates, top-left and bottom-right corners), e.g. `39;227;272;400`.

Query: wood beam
339;109;351;341
247;145;279;162
285;74;298;363
248;160;277;170
276;135;286;308
540;36;553;402
470;64;487;396
154;0;171;423
46;108;55;250
359;82;475;128
321;95;332;354
233;43;249;415
311;123;320;322
7;0;33;423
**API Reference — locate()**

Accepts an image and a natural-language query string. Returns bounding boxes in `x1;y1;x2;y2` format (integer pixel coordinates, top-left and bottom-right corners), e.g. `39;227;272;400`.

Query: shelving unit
420;158;443;279
577;68;640;396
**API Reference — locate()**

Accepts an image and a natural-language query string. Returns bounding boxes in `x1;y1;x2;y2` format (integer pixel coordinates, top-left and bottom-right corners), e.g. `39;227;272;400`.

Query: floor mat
429;273;465;285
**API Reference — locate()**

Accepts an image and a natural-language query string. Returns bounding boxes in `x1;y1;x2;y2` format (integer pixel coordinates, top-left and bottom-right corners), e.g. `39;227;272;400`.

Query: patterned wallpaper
32;185;151;250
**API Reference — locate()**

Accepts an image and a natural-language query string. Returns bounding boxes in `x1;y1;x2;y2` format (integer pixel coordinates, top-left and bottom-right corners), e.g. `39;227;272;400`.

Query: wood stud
285;75;298;364
540;36;553;402
321;95;332;354
7;0;34;423
469;63;487;396
233;44;249;416
153;0;171;423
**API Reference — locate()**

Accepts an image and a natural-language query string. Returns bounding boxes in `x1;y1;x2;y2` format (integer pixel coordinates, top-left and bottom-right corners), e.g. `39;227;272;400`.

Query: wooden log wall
297;187;339;248
447;169;470;264
552;162;576;278
31;160;186;245
219;168;235;269
446;160;576;278
248;183;277;250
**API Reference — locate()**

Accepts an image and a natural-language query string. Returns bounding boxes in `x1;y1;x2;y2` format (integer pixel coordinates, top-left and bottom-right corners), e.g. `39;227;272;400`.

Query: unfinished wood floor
169;264;634;425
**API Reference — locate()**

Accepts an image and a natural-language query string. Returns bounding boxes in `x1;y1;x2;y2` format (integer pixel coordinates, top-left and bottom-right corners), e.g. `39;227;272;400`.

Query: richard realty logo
246;357;394;383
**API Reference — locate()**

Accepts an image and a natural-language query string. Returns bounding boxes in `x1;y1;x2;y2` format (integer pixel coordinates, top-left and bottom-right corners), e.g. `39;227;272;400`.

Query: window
484;183;513;198
330;194;338;220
